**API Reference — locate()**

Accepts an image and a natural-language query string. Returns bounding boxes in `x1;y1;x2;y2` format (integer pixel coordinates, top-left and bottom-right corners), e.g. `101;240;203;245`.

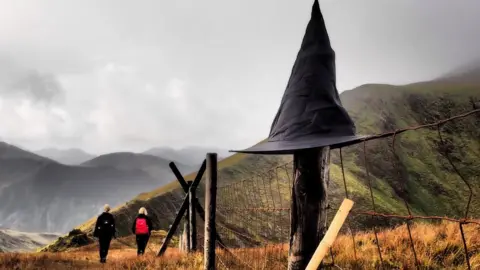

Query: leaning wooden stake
306;198;355;270
204;153;217;270
158;195;189;256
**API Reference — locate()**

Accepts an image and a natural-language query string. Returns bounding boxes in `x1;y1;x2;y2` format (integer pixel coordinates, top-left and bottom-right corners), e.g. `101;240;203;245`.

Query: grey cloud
0;57;65;104
1;0;480;153
9;70;64;104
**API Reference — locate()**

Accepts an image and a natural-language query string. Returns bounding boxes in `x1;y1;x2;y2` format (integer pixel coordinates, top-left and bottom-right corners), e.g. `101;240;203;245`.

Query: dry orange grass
328;221;480;269
0;221;478;269
0;248;201;270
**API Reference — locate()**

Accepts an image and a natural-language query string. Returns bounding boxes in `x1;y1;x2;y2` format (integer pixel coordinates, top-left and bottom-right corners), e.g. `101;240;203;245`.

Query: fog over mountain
35;148;95;165
2;0;480;155
0;142;199;233
143;146;231;167
0;229;60;252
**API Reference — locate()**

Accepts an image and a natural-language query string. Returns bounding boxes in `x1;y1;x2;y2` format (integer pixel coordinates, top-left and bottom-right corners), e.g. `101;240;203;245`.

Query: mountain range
143;146;231;167
0;143;227;233
34;148;94;166
0;229;60;252
33;146;230;167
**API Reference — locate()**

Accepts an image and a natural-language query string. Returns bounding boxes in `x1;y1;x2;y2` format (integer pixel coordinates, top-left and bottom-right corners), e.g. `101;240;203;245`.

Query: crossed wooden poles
157;159;224;256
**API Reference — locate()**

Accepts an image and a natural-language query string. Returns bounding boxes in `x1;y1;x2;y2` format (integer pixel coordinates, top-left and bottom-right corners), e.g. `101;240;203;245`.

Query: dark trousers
99;236;112;260
136;234;150;255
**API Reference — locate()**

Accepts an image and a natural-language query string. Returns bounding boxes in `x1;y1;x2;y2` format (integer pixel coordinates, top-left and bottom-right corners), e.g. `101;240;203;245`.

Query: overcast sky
0;0;479;154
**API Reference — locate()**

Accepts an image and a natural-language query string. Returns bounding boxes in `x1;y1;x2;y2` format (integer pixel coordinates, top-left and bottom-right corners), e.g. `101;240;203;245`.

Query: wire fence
215;161;293;269
213;107;480;269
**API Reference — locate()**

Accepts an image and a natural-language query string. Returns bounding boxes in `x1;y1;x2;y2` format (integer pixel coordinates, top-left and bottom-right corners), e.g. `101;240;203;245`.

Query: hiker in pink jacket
131;207;153;255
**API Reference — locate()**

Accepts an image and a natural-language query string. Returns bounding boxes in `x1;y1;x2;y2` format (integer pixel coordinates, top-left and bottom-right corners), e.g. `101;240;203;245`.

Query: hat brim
230;134;372;155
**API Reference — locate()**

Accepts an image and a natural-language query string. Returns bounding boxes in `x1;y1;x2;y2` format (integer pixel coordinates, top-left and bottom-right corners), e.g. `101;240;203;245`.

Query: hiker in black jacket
93;204;116;263
131;207;153;255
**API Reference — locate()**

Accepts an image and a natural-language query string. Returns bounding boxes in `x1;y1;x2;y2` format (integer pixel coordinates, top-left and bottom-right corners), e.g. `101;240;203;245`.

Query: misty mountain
0;143;53;191
0;229;60;252
0;142;54;162
35;148;95;165
82;152;196;179
435;59;480;84
143;146;231;167
0;143;195;233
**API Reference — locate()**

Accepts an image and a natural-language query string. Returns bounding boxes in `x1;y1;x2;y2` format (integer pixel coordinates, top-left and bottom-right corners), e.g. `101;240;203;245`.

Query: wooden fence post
204;153;217;270
179;222;188;253
189;181;197;252
288;147;330;270
186;181;192;253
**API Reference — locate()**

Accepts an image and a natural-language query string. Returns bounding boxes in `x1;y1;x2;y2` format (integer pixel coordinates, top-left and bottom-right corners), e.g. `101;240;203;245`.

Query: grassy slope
339;82;480;219
46;81;480;251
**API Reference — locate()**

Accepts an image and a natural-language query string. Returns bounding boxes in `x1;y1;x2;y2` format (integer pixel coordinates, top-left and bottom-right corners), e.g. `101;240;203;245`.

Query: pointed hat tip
312;0;320;17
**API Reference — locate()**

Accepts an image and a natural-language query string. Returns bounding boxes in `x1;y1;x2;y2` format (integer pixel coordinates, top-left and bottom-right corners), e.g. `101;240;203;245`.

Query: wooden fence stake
179;222;188;253
204;153;217;270
186;181;192;253
157;172;203;256
189;181;197;252
169;161;227;249
305;198;355;270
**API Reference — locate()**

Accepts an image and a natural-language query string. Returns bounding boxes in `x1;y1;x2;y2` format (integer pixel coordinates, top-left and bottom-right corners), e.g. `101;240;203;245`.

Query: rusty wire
351;211;480;225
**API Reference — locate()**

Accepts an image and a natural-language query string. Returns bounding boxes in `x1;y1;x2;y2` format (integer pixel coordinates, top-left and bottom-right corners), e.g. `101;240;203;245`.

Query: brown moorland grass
1;221;478;269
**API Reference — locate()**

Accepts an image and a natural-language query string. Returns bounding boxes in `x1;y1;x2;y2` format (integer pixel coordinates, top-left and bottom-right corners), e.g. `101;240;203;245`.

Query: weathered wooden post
185;181;192;253
289;147;330;269
204;153;217;270
179;222;188;253
229;1;369;269
188;180;197;251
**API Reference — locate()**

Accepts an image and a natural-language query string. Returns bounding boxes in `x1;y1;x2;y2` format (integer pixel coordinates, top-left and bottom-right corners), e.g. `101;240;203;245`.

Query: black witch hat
231;0;369;155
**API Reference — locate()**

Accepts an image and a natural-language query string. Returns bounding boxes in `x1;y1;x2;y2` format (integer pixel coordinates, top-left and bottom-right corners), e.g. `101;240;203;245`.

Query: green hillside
44;80;480;251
